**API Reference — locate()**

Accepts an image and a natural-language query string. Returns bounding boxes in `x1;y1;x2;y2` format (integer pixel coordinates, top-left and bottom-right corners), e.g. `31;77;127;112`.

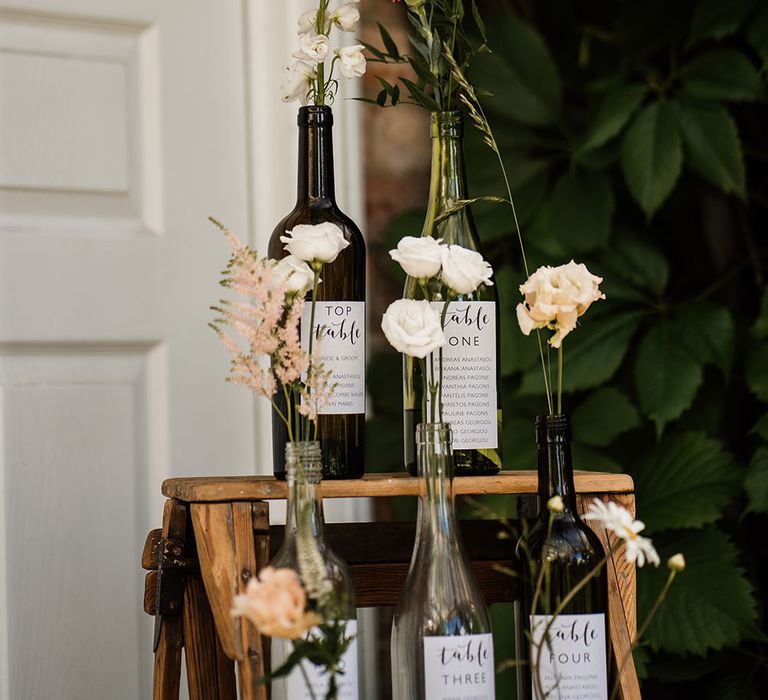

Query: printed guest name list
301;301;365;415
428;301;498;450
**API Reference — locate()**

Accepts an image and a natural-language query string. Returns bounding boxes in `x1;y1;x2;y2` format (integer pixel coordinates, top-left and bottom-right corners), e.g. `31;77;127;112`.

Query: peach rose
232;567;320;640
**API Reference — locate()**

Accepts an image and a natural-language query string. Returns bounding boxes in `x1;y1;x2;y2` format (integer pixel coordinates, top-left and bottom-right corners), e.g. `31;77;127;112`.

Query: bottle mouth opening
535;414;571;443
284;441;323;480
297;105;334;126
416;421;453;444
430;110;463;137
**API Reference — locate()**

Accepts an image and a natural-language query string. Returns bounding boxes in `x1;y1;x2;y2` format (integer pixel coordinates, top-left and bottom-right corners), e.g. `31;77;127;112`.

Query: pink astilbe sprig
209;217;337;439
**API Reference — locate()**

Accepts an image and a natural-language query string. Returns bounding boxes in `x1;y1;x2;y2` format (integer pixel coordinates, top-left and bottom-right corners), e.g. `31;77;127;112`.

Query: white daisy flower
583;498;660;568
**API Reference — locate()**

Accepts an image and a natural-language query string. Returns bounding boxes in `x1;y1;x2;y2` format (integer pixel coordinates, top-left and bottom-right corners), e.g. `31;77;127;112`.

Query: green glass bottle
403;111;502;476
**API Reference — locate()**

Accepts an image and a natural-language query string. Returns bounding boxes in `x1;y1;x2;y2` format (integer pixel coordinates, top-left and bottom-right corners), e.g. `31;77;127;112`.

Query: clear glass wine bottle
270;441;359;700
391;423;495;700
403;111;501;477
269;106;366;480
515;415;609;700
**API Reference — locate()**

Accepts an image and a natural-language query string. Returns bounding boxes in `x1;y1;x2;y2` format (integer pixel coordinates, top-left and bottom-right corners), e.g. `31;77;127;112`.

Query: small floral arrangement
281;0;366;105
381;236;493;422
210;216;353;695
516;260;605;415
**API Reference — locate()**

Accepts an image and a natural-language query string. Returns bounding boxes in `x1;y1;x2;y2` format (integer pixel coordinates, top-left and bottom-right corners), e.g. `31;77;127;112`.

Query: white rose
516;260;605;348
389;236;445;279
440;245;494;294
293;33;329;63
335;44;367;79
330;2;360;32
280;61;316;105
280;222;350;264
270;255;316;295
381;299;446;358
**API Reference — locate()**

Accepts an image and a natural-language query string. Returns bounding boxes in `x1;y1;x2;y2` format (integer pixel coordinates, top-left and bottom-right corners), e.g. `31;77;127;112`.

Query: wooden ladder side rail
190;501;271;700
579;492;641;700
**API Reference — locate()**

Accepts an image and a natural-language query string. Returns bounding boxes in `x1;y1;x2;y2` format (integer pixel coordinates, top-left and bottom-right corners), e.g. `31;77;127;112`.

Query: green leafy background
366;1;768;696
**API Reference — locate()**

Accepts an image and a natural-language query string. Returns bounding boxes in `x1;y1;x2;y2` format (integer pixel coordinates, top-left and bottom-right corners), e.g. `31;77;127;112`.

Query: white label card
427;301;498;450
285;620;359;700
530;613;608;700
423;633;495;700
301;301;365;415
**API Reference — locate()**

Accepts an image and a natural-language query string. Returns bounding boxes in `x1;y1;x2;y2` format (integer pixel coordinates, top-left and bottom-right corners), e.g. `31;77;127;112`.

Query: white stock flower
280;222;350;264
270;255;316;296
298;9;326;36
293;32;329;63
389;236;445;279
381;299;446;358
280;61;316;105
440;245;494;294
330;2;360;32
583;499;660;568
335;44;367;79
516;260;605;349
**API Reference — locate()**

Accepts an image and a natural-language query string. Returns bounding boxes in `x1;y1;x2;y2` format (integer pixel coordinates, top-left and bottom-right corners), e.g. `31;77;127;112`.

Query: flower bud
547;496;565;514
667;553;686;572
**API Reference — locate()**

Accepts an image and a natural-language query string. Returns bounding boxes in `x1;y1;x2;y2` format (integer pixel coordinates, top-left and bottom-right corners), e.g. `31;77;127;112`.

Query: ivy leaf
748;5;768;66
678;102;746;199
745;342;768;401
599;231;669;298
535;170;614;253
745;447;768;515
680;49;764;102
518;309;643;394
471;14;561;126
635;319;704;430
751;412;768;441
753;289;768;339
689;0;760;43
572;388;640;447
675;302;735;377
638;528;758;656
621;101;683;218
633;432;742;532
578;84;648;154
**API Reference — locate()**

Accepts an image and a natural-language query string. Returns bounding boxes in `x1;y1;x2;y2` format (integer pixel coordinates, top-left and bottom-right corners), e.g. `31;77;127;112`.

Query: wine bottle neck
536;415;578;514
283;442;326;541
424;111;470;236
416;423;460;542
296;106;336;204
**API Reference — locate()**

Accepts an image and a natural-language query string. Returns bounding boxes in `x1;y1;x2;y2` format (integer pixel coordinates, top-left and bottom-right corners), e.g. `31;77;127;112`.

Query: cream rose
330;2;360;32
381;299;446;358
280;222;350;264
293;33;329;63
336;44;367;79
440;245;494;294
232;567;320;640
270;255;316;295
280;61;316;105
389;236;445;279
516;260;605;348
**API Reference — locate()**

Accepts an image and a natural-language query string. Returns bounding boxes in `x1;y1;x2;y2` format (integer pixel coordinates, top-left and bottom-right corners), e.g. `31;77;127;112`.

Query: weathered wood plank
578;494;641;700
152;615;183;700
163;470;634;502
143;528;162;570
183;573;237;700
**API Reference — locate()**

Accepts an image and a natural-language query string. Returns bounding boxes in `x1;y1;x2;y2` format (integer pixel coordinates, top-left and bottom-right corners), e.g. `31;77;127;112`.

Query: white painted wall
0;1;371;697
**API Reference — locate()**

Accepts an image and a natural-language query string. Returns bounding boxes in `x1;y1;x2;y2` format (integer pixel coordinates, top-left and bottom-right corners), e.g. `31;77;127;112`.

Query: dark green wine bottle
269;106;366;480
516;414;609;699
403;111;502;476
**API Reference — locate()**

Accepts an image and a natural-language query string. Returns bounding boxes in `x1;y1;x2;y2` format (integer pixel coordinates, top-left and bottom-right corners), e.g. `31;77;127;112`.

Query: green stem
305;267;322;441
438;297;452;423
419;357;428;426
557;344;563;416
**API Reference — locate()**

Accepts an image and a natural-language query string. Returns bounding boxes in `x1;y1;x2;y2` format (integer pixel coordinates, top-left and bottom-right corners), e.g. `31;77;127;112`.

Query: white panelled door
0;1;260;697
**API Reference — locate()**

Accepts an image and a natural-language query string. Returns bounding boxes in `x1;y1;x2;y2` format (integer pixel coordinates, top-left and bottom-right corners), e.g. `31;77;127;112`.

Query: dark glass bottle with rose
269;106;366;480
